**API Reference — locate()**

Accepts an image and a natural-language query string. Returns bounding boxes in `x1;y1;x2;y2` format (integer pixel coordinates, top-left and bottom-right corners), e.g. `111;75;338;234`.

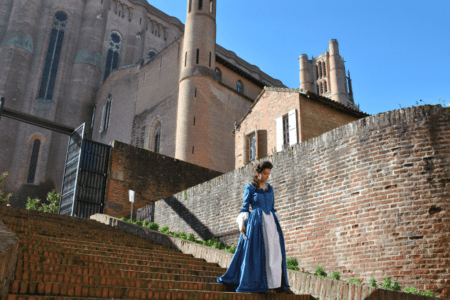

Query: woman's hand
240;226;246;236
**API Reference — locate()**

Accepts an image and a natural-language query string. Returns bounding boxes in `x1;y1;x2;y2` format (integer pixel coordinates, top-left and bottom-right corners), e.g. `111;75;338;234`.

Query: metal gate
59;123;111;218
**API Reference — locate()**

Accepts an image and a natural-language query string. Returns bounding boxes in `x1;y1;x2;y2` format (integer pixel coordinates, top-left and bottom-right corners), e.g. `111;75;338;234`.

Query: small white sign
129;190;135;203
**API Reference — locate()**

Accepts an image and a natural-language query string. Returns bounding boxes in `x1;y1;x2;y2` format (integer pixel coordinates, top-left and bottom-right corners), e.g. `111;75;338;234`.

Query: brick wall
150;105;450;298
103;140;223;219
0;219;18;295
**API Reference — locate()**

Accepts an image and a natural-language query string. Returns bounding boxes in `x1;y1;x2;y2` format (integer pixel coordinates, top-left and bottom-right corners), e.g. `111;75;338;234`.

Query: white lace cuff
274;211;281;220
236;212;249;231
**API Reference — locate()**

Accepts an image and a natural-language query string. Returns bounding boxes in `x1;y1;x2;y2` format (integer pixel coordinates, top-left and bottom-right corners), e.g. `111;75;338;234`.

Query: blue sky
148;0;449;116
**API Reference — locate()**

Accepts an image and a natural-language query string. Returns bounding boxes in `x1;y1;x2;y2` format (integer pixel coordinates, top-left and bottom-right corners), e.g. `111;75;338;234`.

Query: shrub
120;217;127;221
381;276;393;290
287;258;300;271
187;234;196;242
349;278;361;284
316;265;327;278
26;190;60;214
147;222;159;230
369;276;377;287
135;220;143;226
127;219;134;223
159;225;169;234
0;172;12;206
143;220;149;227
393;281;401;291
179;232;187;239
331;271;340;280
226;244;237;254
214;241;226;250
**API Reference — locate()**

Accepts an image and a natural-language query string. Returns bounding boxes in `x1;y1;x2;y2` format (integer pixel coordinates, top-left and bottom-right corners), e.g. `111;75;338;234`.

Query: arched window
37;11;68;102
154;123;161;153
316;84;319;94
104;32;121;81
198;0;203;10
318;62;322;78
210;0;214;13
316;65;319;80
103;96;112;131
27;139;41;184
237;80;243;93
320;82;323;94
215;68;221;82
323;62;326;77
148;50;156;60
324;81;328;93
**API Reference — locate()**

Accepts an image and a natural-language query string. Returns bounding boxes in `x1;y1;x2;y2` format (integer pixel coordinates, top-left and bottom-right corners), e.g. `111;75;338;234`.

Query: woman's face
257;168;271;183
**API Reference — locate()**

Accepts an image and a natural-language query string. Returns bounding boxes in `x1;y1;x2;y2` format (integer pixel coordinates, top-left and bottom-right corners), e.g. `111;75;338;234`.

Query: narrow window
237;80;243;93
316;84;319;94
103;96;112;131
320;83;323;94
248;134;256;162
198;0;203;10
118;10;121;17
209;52;211;67
215;68;221;82
319;62;322;78
37;11;68;102
192;146;194;154
194;117;195;125
27;139;41;184
282;115;289;149
195;89;197;97
90;106;96;138
148;50;157;61
210;0;213;13
324;81;328;93
154;123;161;153
185;52;187;67
323;62;326;77
104;32;121;81
189;0;192;12
316;65;319;80
196;49;199;64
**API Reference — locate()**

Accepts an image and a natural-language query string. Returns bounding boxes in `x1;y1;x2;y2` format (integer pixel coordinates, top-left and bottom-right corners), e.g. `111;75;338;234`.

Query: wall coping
90;214;444;300
0;219;18;295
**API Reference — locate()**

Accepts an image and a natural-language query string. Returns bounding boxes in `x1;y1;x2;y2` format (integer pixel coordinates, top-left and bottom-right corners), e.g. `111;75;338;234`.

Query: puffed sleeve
236;185;251;231
270;185;281;220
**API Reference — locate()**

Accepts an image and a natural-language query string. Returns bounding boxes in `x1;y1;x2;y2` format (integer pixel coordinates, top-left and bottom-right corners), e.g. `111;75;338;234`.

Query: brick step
14;267;220;284
1;289;307;300
10;277;229;295
19;236;201;260
17;259;225;278
17;252;224;273
18;242;210;267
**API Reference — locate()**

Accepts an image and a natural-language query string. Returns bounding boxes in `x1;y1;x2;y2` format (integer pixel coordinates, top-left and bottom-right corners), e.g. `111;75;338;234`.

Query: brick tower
175;0;217;167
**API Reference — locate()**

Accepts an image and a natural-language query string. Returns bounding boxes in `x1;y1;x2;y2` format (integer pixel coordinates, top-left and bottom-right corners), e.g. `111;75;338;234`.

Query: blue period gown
217;182;290;293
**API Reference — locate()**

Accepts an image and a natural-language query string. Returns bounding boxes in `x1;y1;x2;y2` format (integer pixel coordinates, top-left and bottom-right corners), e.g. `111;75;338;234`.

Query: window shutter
100;105;105;133
254;127;258;160
288;109;298;146
242;133;247;164
276;117;283;152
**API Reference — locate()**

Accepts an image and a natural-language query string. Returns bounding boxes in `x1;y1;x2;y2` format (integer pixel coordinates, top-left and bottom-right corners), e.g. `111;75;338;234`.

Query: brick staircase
0;207;309;300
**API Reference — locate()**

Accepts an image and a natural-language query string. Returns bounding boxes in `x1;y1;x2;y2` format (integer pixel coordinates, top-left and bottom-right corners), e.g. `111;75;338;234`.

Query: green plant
187;234;196;242
316;265;327;278
286;258;300;271
369;276;377;287
127;219;134;223
120;217;127;221
135;220;143;226
226;244;237;254
26;190;60;214
213;241;226;250
0;172;12;206
159;225;169;234
331;271;340;280
381;276;393;290
143;220;149;227
179;232;187;239
147;222;159;230
349;278;361;284
393;281;401;291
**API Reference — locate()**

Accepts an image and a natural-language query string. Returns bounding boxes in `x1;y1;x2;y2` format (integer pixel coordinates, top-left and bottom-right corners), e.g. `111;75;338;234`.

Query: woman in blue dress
217;161;294;294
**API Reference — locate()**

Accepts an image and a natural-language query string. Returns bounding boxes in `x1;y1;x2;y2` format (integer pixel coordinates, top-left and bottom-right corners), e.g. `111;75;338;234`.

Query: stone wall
148;105;450;298
104;140;223;218
0;219;18;295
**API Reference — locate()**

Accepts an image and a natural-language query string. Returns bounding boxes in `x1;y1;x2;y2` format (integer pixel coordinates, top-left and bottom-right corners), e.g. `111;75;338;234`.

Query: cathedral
0;0;356;207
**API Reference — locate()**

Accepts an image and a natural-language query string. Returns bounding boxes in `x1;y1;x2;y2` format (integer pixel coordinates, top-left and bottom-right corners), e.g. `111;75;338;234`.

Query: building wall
104;140;223;218
149;106;450;299
300;95;361;142
234;89;300;169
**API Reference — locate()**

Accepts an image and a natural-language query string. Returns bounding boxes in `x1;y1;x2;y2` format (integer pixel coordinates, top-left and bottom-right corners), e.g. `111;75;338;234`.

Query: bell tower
175;0;217;167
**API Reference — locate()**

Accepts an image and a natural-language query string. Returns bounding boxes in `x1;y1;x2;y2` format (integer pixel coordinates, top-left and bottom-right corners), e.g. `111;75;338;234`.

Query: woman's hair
250;161;273;188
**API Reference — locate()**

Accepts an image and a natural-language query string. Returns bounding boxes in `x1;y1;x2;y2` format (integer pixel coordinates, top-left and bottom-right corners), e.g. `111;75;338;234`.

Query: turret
328;39;347;105
299;53;311;91
175;0;217;167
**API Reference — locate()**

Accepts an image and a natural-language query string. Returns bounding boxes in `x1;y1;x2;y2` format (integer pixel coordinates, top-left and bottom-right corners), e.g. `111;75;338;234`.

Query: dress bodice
239;182;274;215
